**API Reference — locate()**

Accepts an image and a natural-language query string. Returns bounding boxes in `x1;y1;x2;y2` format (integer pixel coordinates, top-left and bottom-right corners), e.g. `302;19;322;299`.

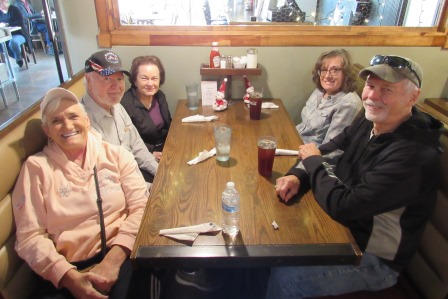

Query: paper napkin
275;149;299;156
160;222;222;242
182;115;219;123
188;148;216;165
262;102;279;109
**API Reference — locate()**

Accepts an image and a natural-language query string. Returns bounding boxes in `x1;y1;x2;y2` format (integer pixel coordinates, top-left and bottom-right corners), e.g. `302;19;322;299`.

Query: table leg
0;41;20;102
12;81;20;101
0;84;7;108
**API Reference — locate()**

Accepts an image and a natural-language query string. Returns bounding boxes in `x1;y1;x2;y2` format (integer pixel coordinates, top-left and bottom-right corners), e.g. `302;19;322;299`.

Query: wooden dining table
131;99;362;269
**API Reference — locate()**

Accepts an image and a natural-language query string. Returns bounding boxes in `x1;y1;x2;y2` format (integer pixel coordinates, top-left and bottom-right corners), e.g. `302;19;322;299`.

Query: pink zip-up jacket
12;131;149;287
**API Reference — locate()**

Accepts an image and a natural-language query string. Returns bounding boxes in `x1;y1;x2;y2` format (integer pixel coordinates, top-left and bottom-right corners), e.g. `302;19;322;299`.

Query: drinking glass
214;124;232;162
249;91;263;120
186;83;199;110
258;136;277;177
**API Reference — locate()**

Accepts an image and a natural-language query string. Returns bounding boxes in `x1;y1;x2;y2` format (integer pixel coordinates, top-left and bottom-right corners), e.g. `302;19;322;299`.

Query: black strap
93;166;107;258
72;250;107;271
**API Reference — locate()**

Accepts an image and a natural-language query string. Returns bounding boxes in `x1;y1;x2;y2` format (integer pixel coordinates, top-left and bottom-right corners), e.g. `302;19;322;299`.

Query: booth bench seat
0;72;85;299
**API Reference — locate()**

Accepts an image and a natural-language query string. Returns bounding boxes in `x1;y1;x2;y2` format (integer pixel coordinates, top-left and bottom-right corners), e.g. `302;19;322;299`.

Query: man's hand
298;143;321;160
89;246;129;295
275;175;300;202
59;269;108;299
153;151;162;161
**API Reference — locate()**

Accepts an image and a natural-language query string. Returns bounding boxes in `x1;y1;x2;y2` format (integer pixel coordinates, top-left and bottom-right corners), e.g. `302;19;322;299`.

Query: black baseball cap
85;50;131;76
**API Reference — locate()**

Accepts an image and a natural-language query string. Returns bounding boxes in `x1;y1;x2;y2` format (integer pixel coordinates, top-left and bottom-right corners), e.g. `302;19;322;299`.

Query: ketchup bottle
210;42;221;68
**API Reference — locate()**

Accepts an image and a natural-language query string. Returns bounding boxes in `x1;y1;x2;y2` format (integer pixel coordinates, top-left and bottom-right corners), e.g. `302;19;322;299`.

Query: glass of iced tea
258;136;277;177
249;91;263;120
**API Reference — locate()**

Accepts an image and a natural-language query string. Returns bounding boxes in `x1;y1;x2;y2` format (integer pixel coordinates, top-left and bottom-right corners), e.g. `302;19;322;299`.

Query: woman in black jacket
121;55;172;161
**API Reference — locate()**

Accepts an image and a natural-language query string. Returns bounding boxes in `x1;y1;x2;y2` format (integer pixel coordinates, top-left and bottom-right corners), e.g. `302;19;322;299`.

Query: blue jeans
8;35;26;62
33;20;51;46
0;35;25;63
265;253;399;299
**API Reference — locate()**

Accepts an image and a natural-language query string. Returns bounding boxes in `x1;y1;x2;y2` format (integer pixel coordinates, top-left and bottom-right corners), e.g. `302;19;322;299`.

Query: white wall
58;0;448;123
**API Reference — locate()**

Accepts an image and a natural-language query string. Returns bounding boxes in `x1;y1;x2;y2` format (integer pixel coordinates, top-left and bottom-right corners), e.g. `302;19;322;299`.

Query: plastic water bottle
222;182;240;236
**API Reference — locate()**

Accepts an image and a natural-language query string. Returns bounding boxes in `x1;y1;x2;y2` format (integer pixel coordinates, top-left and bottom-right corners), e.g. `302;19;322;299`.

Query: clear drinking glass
213;124;232;162
186;83;199;110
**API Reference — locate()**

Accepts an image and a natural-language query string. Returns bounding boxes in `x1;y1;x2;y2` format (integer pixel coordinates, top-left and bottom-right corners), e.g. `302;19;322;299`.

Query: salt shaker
247;48;258;68
220;56;227;68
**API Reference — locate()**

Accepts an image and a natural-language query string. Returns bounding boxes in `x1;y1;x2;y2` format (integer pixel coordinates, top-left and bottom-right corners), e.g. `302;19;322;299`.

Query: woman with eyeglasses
296;49;362;164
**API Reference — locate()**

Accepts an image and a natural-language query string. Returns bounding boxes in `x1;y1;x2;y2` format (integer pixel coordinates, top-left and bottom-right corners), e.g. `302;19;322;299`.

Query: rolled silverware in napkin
182;115;219;123
275;149;299;156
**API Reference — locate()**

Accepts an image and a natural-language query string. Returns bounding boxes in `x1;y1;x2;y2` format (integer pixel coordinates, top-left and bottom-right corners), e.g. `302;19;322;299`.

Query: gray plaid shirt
82;93;158;176
297;89;361;145
296;89;362;167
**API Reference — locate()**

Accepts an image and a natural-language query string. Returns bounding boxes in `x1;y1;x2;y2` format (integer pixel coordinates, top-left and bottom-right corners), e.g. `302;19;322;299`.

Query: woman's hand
59;269;108;299
153;151;162;161
275;175;300;202
89;246;129;295
298;143;321;160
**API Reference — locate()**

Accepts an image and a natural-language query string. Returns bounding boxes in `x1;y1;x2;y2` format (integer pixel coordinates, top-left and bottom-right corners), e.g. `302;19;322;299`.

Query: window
94;0;448;48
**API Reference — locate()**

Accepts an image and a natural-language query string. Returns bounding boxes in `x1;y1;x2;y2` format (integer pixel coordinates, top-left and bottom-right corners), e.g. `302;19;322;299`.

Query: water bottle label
222;203;237;213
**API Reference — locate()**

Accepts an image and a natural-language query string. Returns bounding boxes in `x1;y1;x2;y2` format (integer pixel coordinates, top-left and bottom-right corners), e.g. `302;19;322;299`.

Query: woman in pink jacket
12;88;154;299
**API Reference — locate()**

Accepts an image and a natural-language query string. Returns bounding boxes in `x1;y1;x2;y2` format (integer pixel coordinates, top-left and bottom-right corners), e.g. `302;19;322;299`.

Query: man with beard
268;55;443;299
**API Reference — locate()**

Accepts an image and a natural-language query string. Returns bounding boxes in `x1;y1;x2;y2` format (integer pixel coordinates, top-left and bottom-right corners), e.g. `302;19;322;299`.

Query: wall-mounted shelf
200;64;262;99
200;64;262;76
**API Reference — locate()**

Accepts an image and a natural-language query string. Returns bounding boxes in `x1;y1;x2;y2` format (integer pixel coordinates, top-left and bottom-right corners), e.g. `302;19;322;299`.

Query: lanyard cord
93;166;107;258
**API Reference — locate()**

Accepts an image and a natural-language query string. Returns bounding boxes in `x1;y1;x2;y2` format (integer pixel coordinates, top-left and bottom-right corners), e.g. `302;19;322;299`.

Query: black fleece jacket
288;107;443;271
0;5;33;53
121;88;172;153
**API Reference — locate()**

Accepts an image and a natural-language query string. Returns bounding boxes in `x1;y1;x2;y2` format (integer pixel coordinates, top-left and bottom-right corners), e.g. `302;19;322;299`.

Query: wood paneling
94;0;448;48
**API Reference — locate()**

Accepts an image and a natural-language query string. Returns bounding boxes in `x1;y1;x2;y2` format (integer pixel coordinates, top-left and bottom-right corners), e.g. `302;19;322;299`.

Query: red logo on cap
104;52;119;64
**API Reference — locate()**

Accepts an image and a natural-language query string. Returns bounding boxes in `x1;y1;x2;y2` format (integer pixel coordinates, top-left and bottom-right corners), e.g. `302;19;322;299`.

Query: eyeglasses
369;55;421;88
318;67;343;77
